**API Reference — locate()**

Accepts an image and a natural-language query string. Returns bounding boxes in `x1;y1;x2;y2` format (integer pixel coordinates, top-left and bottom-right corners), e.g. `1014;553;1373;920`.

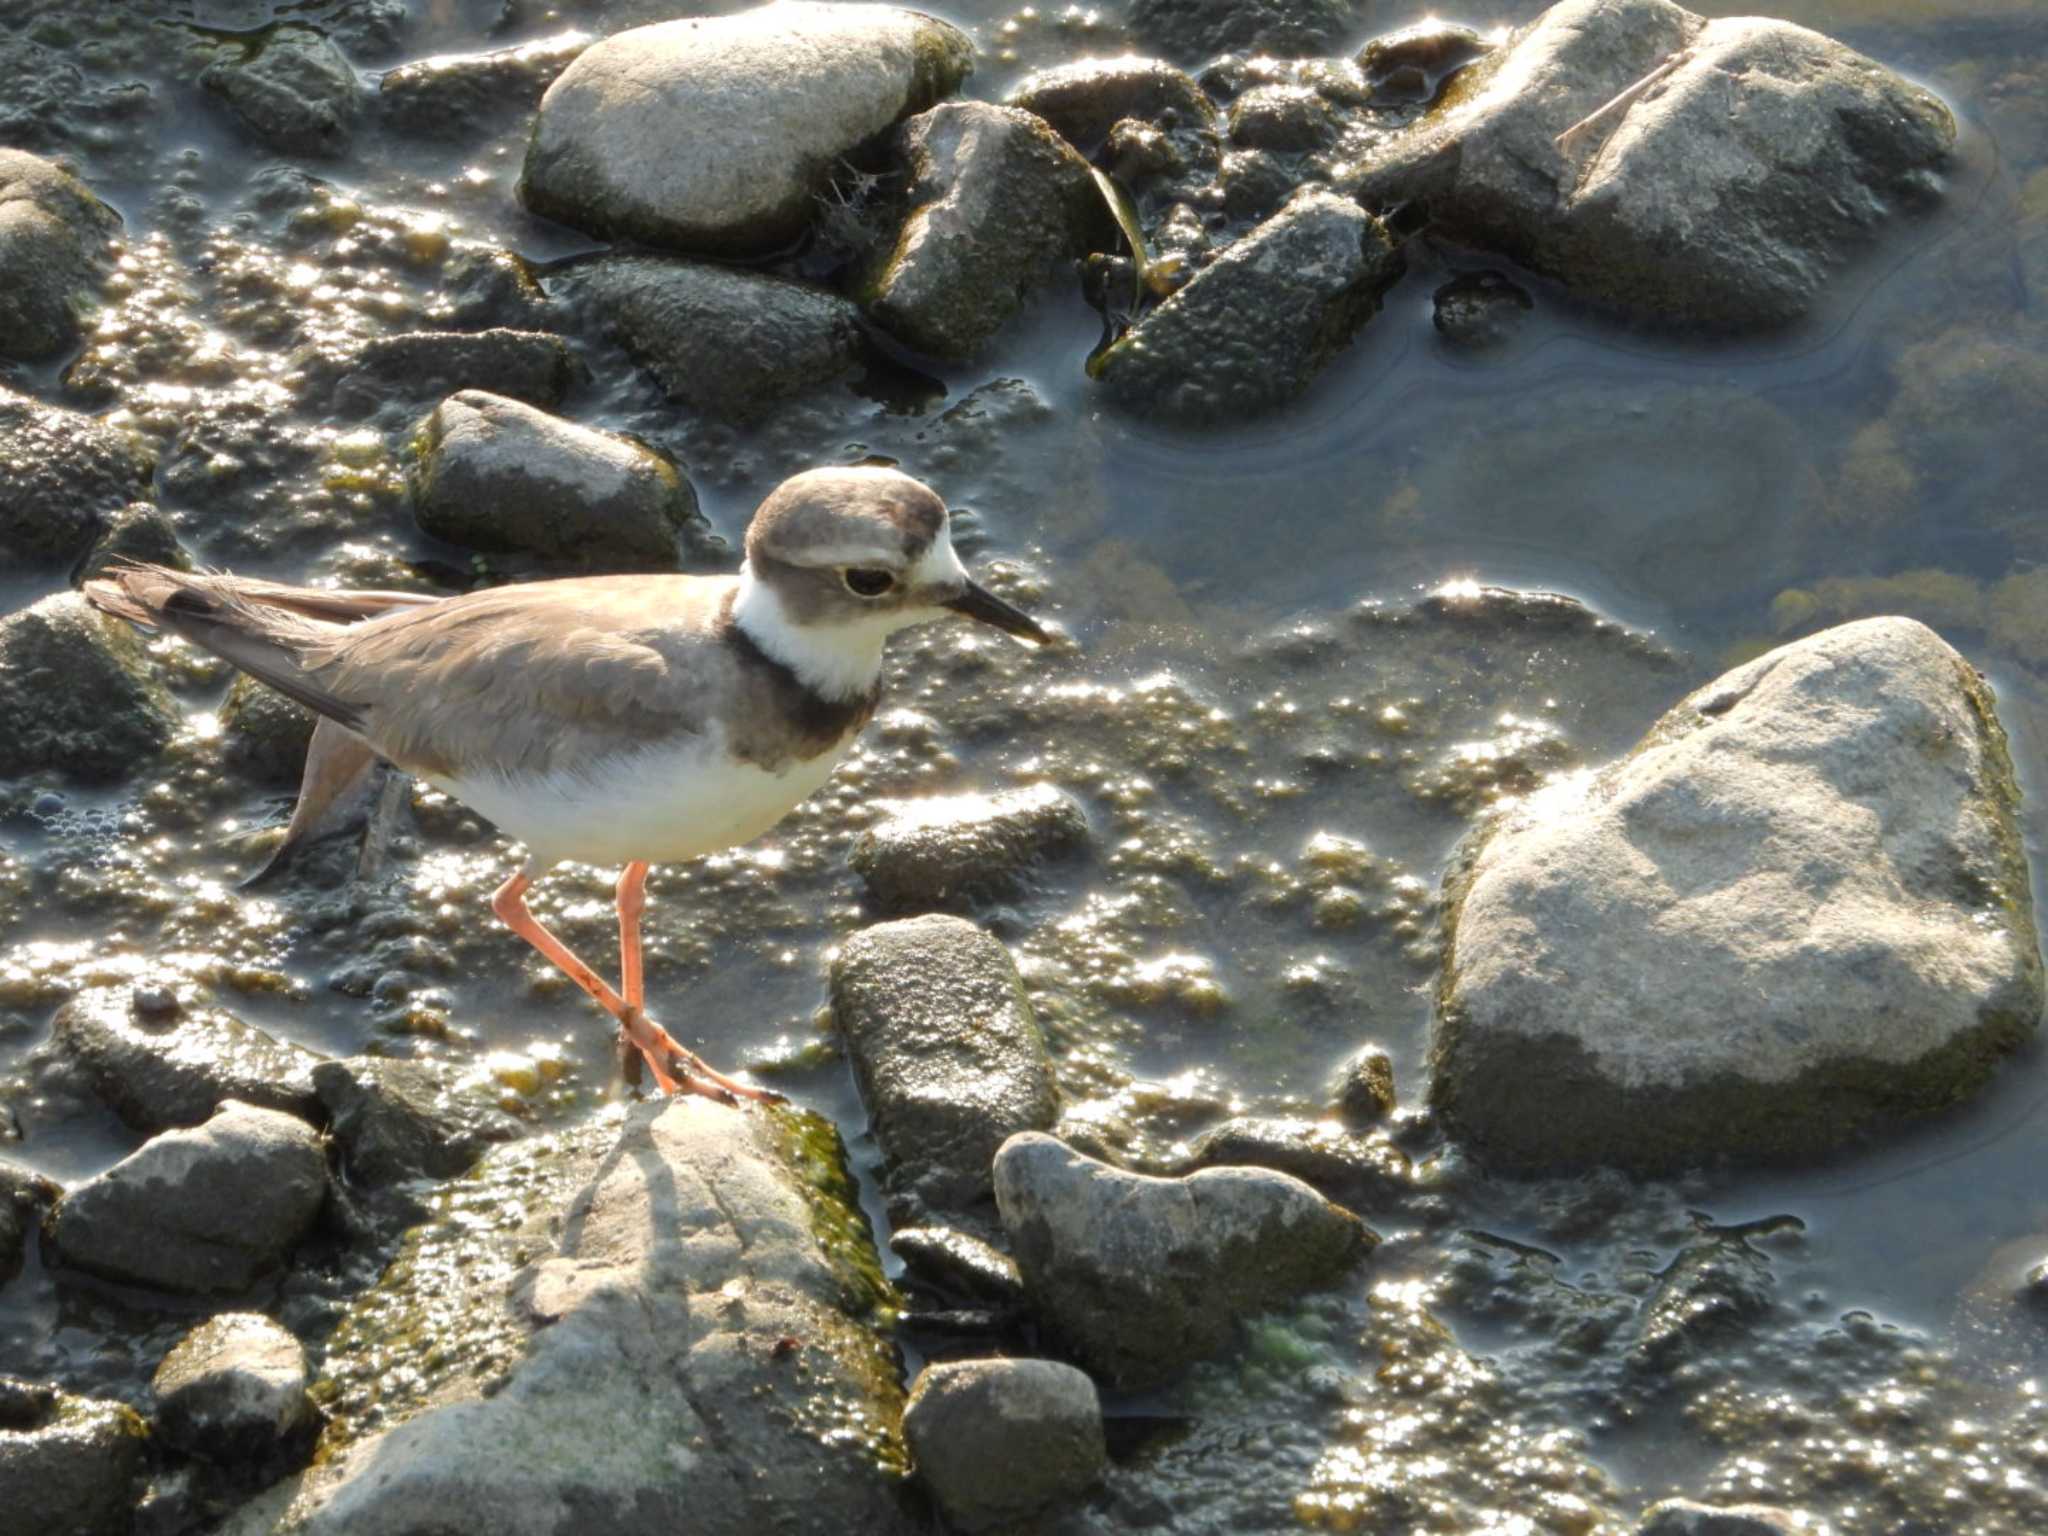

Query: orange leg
615;861;650;1089
490;870;781;1106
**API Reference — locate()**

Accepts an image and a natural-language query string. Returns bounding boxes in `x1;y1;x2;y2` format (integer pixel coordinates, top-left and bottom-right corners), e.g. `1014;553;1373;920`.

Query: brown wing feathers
82;564;404;735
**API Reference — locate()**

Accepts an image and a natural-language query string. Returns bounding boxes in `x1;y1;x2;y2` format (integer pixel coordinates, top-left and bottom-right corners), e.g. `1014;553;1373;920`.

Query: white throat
732;567;891;701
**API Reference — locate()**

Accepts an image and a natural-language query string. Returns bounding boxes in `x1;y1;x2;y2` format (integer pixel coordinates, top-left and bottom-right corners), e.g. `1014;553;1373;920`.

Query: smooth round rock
903;1358;1106;1531
521;2;974;255
0;149;122;362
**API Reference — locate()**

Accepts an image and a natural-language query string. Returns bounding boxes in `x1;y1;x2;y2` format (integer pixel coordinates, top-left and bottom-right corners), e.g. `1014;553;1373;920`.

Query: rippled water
4;0;2048;1527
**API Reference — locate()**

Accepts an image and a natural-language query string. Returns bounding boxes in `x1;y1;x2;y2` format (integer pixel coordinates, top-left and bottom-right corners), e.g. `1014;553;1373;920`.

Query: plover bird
85;466;1050;1103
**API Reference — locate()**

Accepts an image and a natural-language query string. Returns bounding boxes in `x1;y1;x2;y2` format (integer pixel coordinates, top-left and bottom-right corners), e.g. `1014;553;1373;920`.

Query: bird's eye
842;568;895;598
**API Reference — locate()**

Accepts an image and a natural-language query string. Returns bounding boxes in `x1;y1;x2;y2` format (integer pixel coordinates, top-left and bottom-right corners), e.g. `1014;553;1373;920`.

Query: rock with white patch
1431;617;2043;1173
903;1358;1106;1531
994;1131;1373;1389
152;1312;316;1471
520;2;974;255
409;389;704;569
1345;0;1954;327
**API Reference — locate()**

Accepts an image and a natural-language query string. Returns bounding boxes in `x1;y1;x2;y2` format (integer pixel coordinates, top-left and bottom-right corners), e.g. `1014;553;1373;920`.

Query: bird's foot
617;1007;784;1107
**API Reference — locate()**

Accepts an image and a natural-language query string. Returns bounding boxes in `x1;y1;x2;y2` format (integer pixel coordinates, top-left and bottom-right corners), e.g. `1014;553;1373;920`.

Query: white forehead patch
909;523;970;589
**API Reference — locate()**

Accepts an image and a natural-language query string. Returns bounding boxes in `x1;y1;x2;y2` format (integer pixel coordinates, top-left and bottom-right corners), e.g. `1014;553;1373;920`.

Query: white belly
430;728;849;870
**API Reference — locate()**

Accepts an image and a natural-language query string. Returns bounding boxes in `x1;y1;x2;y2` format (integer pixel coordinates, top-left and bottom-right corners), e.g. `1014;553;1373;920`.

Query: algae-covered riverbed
3;0;2048;1531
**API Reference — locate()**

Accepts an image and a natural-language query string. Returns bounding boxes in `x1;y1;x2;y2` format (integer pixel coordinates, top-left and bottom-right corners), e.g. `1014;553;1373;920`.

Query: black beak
944;580;1052;645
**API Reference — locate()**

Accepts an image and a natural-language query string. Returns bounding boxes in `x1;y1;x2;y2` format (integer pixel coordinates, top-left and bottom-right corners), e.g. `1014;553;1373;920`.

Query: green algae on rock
1430;617;2044;1174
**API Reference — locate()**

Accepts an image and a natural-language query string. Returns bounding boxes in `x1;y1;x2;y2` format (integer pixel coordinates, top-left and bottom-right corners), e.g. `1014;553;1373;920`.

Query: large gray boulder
557;253;868;420
1432;617;2043;1173
46;1100;329;1295
0;385;155;564
993;1131;1373;1389
832;915;1059;1216
0;149;122;361
859;101;1106;362
1346;0;1955;327
521;2;974;255
51;986;325;1134
1092;186;1404;423
409;390;703;569
228;1100;916;1536
903;1358;1105;1531
0;595;177;784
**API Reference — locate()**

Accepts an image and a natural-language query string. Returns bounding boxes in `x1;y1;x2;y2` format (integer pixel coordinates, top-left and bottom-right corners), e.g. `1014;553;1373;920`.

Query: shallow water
4;0;2048;1527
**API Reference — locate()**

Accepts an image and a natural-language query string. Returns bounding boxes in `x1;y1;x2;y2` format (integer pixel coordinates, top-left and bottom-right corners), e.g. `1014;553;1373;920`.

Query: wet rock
1357;20;1494;103
314;1056;526;1188
558;252;868;421
220;673;319;787
49;986;325;1134
0;148;122;361
1129;0;1365;62
889;1225;1027;1308
1433;618;2044;1174
1218;146;1297;221
433;247;552;331
1433;270;1533;348
1631;1228;1778;1372
302;328;577;417
377;32;593;135
521;2;973;256
849;782;1089;913
76;502;189;583
1093;186;1404;422
152;1312;315;1471
0;385;154;564
1637;1500;1814;1535
46;1100;328;1295
2;1161;58;1286
1172;1116;1410;1214
2025;1256;2048;1305
903;1358;1105;1531
1007;55;1219;152
409;389;702;570
1228;84;1341;153
993;1131;1373;1389
832;915;1059;1215
1327;1043;1396;1125
231;1100;915;1535
860;102;1106;362
0;594;176;784
0;1377;148;1536
1347;0;1955;328
201;25;362;158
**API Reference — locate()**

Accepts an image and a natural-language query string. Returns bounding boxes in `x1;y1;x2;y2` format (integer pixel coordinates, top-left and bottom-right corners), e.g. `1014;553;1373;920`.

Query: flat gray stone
51;986;324;1134
1093;185;1404;423
0;1378;147;1536
153;1312;315;1469
0;149;122;362
521;2;973;255
1347;0;1954;328
409;389;701;569
558;253;868;421
859;102;1106;362
0;385;155;564
225;1100;916;1536
994;1131;1373;1390
313;1056;526;1187
849;782;1089;913
889;1224;1026;1308
1432;617;2044;1173
904;1358;1105;1531
832;916;1059;1214
0;594;177;784
202;25;362;157
47;1100;328;1295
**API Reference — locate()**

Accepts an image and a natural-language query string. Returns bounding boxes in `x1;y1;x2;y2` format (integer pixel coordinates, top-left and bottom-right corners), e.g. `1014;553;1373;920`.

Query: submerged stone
1432;617;2043;1173
993;1131;1373;1390
201;25;362;158
1092;185;1405;423
520;2;974;255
